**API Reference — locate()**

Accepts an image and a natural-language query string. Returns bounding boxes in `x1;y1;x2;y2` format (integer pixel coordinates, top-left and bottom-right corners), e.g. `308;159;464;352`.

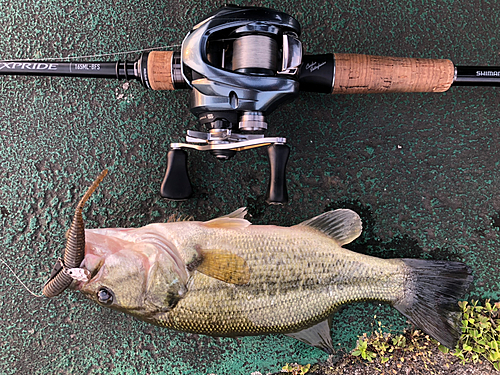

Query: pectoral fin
285;318;334;354
197;249;250;285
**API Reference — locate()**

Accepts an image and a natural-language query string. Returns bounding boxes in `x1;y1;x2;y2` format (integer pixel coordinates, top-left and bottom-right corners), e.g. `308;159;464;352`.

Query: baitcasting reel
2;4;500;203
160;5;314;204
157;5;336;203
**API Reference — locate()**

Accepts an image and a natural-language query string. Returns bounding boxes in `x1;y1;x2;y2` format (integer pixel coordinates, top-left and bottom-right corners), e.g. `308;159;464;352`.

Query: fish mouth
73;231;129;293
42;169;108;298
75;227;189;315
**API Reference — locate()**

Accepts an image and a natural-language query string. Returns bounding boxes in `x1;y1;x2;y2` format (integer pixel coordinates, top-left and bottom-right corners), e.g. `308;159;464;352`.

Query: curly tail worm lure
42;169;108;298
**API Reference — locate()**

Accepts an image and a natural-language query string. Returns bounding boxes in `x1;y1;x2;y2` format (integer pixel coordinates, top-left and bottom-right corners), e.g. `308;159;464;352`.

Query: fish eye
97;287;114;305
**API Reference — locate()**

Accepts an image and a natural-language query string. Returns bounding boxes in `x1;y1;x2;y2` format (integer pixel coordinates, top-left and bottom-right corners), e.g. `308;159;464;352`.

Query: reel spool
233;35;278;75
160;6;303;204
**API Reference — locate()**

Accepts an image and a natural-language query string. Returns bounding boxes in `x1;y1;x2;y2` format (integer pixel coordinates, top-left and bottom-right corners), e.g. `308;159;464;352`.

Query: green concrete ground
0;0;499;374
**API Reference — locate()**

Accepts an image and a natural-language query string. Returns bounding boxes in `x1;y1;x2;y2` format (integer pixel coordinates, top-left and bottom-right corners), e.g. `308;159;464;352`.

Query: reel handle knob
266;144;289;204
160;149;193;200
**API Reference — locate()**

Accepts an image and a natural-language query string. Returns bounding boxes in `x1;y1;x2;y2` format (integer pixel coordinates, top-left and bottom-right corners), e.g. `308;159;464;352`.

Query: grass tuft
352;300;500;371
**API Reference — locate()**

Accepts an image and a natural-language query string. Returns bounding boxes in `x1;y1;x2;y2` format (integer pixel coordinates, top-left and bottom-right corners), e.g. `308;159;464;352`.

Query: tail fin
394;259;473;348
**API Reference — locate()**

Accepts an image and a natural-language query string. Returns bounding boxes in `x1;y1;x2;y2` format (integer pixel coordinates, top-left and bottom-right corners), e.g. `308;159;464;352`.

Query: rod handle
147;51;175;90
266;144;289;205
332;53;455;94
160;149;192;200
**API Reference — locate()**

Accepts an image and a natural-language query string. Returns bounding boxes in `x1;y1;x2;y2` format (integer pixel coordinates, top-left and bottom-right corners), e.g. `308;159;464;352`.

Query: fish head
75;229;188;319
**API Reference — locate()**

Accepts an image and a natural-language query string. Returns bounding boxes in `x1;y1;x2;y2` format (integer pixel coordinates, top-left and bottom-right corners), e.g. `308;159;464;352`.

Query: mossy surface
0;0;499;374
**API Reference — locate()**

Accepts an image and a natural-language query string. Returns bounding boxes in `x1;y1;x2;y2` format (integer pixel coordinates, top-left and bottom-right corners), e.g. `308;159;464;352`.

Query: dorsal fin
166;213;193;223
203;207;251;229
296;209;362;246
197;249;250;285
221;207;248;219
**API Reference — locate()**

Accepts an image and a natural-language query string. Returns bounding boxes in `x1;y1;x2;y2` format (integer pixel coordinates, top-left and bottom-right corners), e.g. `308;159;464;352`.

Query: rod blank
0;51;183;91
453;66;500;86
0;60;137;79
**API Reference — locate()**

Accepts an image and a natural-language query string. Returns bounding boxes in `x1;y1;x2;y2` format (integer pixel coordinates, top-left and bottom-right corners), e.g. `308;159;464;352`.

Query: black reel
160;5;303;204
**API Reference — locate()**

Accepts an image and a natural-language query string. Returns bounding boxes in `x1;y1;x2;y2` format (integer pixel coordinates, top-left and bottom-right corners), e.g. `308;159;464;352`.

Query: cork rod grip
332;54;455;94
147;51;175;90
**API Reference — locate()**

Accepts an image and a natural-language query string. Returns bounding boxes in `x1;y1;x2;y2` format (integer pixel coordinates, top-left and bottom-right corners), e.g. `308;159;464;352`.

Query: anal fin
285;318;334;354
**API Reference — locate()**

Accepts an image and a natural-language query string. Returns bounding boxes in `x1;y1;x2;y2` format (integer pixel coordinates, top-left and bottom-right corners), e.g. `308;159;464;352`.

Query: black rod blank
454;66;500;86
0;60;139;80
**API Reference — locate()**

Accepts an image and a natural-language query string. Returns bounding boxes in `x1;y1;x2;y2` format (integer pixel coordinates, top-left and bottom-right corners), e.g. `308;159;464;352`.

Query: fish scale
152;225;407;336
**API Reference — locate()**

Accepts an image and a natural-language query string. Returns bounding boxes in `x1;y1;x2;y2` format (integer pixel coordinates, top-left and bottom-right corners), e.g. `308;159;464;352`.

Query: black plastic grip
160;149;193;200
298;54;334;93
266;144;289;204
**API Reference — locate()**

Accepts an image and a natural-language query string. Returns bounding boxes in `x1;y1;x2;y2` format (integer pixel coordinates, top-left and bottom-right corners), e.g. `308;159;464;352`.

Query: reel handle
160;149;193;200
266;144;289;204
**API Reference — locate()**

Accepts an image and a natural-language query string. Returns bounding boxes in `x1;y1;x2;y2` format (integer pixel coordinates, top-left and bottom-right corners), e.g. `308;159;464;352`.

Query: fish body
74;208;472;352
163;225;403;337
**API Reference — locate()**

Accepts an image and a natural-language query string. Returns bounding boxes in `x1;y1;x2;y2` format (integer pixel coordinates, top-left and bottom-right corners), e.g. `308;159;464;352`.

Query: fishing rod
1;5;499;204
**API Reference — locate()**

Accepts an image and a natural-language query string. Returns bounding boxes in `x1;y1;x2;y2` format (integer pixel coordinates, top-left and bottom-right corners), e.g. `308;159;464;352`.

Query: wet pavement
0;0;499;374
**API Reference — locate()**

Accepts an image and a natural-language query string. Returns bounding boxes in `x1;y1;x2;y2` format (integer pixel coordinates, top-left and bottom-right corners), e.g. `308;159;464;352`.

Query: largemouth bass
44;171;472;353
